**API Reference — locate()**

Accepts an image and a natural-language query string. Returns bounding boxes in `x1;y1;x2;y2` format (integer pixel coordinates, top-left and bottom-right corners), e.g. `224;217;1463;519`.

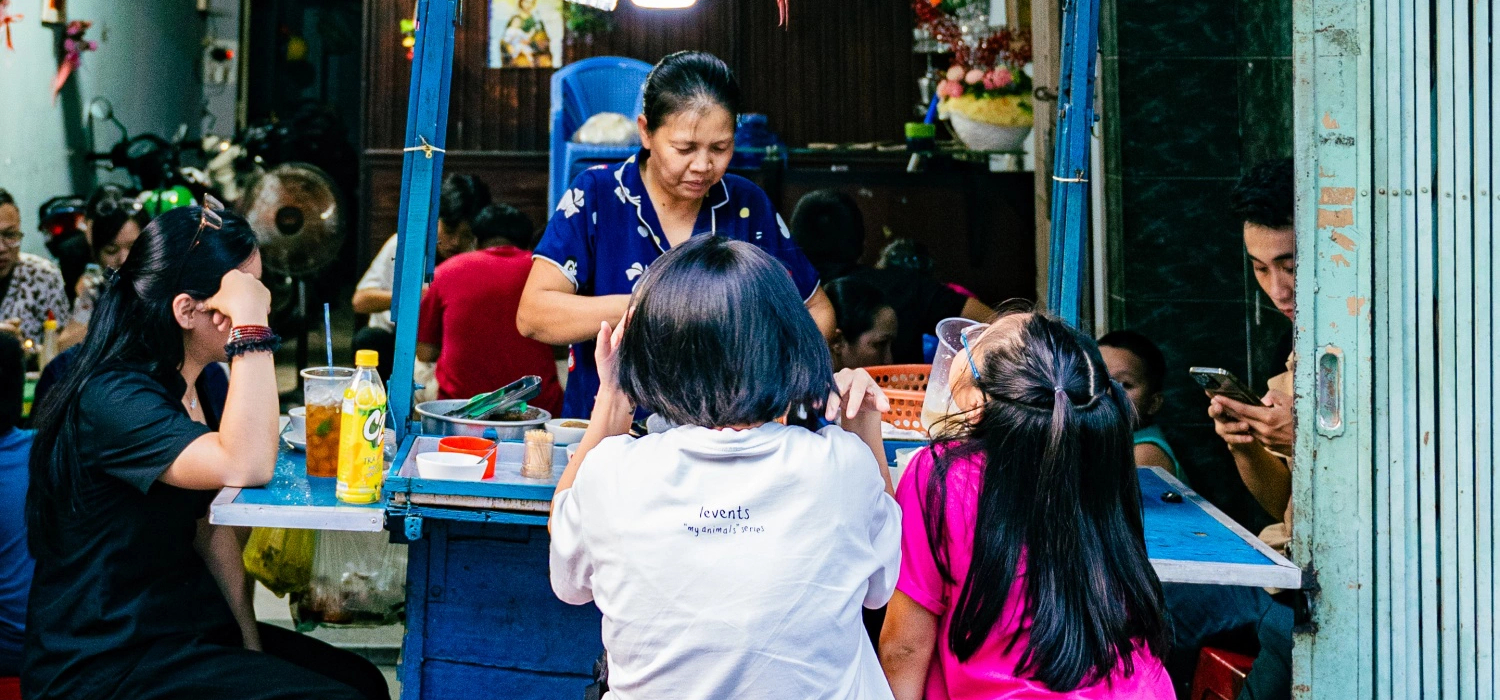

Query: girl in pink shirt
880;312;1173;699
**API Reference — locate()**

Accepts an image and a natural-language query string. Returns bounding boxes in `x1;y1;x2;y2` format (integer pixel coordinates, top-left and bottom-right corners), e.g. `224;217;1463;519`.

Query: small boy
418;203;563;415
1097;330;1182;482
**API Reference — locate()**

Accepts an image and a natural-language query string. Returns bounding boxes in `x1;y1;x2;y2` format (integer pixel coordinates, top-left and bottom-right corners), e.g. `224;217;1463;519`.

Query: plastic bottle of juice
336;350;388;504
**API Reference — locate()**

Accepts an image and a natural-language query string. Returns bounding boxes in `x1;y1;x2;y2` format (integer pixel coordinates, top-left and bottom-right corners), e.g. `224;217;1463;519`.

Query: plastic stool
0;676;20;700
1190;647;1255;700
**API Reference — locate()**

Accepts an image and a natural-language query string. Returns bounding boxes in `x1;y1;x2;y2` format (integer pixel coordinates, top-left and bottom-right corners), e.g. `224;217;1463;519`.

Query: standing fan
239;163;345;374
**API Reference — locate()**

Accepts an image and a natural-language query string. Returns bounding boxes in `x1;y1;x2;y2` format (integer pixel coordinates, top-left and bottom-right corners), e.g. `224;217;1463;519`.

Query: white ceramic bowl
545;418;590;445
416;452;486;481
947;112;1032;152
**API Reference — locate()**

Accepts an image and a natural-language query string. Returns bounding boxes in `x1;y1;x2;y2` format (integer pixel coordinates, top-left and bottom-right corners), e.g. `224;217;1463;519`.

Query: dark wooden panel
362;150;550;257
363;0;917;153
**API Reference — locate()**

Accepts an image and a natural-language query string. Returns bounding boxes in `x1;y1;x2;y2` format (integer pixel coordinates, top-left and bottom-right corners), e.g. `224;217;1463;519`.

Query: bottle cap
355;349;379;368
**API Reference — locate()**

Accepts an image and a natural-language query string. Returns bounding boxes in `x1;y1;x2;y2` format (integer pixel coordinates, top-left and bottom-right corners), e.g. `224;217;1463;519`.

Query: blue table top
213;440;1300;587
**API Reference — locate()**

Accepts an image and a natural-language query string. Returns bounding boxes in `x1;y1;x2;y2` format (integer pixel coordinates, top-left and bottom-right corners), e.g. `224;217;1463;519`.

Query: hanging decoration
0;0;22;51
399;1;416;61
51;19;95;104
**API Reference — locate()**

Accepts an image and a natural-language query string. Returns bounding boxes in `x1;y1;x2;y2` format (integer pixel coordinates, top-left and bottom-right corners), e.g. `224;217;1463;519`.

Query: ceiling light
631;0;696;8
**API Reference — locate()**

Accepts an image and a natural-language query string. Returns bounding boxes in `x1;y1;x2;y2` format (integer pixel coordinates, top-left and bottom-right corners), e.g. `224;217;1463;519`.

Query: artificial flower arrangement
914;0;1035;129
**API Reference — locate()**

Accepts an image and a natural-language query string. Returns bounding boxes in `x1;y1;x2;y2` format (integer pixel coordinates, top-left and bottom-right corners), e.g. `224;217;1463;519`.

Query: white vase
948;112;1032;153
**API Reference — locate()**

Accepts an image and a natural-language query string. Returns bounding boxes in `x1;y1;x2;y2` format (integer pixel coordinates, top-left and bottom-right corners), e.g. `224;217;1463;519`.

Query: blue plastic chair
549;56;653;211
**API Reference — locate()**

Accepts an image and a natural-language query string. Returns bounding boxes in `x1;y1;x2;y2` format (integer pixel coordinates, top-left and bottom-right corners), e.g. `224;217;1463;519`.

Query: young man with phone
1162;159;1297;700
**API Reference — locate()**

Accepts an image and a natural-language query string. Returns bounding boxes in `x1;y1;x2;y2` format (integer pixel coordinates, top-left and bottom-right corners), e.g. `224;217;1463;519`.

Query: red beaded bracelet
229;325;275;343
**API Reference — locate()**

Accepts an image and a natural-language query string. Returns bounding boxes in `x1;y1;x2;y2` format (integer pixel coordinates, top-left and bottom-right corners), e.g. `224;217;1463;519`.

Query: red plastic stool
1190;647;1255;700
0;676;20;700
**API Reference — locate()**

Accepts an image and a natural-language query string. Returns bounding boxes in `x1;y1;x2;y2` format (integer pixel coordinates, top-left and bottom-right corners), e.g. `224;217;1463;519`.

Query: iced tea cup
437;436;498;480
301;367;356;478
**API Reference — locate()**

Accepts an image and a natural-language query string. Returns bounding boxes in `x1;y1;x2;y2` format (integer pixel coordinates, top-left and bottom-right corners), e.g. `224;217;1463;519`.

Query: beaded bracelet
226;325;282;359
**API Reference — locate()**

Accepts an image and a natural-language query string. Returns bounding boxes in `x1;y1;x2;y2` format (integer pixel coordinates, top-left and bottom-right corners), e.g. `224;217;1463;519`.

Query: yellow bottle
336;350;388;504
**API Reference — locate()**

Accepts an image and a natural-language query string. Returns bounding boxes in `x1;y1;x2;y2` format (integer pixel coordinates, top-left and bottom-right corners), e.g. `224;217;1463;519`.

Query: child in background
550;235;902;700
1098;330;1183;482
880;312;1172;700
826;276;898;370
417;203;563;414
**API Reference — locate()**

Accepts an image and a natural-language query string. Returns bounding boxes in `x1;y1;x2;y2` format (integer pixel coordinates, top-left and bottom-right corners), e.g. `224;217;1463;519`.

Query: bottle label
336;379;387;505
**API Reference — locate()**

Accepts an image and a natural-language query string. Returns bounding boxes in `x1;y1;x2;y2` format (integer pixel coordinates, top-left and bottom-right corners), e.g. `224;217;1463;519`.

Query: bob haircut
617;235;834;428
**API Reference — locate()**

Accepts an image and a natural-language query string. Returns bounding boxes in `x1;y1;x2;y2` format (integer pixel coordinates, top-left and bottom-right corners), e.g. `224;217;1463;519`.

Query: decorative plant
564;1;615;42
914;0;1034;128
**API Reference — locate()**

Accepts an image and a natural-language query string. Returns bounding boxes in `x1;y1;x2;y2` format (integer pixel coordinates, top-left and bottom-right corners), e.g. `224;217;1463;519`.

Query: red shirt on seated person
417;204;564;415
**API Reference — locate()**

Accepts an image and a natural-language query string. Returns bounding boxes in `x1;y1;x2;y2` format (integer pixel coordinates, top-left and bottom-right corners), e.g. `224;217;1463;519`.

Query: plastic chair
0;676;20;700
1190;647;1255;700
549;56;653;211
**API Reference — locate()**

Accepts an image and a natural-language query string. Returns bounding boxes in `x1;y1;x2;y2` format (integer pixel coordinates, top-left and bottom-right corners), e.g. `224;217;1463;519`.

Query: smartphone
1188;367;1264;406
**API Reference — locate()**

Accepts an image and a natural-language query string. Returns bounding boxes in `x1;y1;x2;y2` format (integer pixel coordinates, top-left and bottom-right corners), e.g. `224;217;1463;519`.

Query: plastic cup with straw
323;303;334;367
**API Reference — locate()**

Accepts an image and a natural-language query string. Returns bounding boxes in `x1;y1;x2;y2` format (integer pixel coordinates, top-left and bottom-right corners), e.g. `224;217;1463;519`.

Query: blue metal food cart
209;1;1297;697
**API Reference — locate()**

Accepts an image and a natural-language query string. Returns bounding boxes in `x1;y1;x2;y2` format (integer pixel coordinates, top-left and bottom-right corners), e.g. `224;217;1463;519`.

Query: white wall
0;0;205;256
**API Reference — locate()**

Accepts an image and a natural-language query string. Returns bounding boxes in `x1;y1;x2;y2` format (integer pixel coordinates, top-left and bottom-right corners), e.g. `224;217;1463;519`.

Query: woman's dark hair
790;189;865;269
1097;329;1167;395
86;185;150;265
877;238;935;276
618;235;833;428
471;203;536;250
0;332;23;434
826;276;890;343
642;51;741;132
27;206;257;555
439;174;492;229
925;312;1169;692
1230;158;1294;229
0;188;14;210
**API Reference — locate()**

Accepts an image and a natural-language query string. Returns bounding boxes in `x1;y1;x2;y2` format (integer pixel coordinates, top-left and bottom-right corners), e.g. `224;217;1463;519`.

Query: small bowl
287;407;307;434
545;418;591;445
438;436;498;479
417;452;486;481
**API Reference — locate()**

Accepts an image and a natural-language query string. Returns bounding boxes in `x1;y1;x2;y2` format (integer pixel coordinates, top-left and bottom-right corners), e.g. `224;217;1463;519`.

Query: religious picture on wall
488;0;562;69
39;0;61;24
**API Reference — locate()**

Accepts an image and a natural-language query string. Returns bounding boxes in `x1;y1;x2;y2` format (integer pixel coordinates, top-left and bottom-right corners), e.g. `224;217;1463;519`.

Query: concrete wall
0;0;205;256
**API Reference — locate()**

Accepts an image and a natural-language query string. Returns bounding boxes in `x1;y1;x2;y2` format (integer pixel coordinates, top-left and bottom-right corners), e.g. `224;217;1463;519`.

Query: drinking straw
924;94;941;124
323;303;334;367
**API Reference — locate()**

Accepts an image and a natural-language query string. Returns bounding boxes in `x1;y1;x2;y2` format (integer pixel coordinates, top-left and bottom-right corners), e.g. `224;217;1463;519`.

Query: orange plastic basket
863;364;932;434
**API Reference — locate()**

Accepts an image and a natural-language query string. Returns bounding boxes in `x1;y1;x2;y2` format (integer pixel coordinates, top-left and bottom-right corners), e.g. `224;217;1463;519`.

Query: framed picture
488;0;563;69
39;0;61;24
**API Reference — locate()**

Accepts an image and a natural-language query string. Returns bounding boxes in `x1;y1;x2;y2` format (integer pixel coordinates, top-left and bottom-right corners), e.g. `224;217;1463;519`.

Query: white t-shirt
551;422;901;700
356;235;398;331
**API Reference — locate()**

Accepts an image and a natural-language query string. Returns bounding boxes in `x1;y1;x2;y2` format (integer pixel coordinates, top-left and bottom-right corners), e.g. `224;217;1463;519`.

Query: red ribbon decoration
52;20;97;104
0;0;22;51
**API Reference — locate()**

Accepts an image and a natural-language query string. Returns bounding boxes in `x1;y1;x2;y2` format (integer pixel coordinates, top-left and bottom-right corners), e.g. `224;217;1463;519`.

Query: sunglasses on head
958;323;989;383
175;193;224;286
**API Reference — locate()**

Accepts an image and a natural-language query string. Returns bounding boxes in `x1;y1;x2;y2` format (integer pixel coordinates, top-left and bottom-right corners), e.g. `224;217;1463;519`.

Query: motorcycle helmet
37;196;90;304
139;185;196;218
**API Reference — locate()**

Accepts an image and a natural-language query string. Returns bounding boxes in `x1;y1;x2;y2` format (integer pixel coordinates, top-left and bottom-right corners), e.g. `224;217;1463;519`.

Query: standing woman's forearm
517;264;631;345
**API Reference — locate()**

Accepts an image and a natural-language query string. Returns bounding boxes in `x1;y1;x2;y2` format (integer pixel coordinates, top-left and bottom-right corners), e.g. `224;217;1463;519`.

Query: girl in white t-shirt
549;235;903;700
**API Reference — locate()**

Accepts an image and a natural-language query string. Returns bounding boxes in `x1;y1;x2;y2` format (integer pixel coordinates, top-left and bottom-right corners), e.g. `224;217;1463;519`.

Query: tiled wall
1101;0;1294;528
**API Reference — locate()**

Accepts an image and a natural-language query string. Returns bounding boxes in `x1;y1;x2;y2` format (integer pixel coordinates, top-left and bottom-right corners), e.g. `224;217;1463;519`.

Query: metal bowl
414;400;551;441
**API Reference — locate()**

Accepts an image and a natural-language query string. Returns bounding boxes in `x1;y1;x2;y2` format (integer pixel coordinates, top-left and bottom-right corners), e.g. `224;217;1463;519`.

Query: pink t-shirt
894;447;1173;700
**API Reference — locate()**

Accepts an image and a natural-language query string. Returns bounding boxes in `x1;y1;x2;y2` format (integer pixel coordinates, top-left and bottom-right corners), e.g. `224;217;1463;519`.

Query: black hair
877;238;935;276
925;312;1169;692
789;189;865;269
642;51;741;132
1230;158;1294;229
439;174;493;229
27;205;258;556
1097;329;1167;395
0;188;13;210
86;185;150;265
825;276;891;343
471;203;536;250
617;235;833;428
0;332;22;434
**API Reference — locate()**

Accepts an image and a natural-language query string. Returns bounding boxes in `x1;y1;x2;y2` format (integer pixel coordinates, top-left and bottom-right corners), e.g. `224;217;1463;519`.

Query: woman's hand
201;269;271;328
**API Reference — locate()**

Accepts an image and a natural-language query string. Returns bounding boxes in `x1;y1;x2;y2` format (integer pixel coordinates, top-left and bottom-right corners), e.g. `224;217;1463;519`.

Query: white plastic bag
291;530;407;630
572;112;639;146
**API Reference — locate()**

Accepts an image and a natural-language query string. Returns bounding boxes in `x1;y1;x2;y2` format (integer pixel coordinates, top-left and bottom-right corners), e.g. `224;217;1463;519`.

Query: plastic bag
291;530;407;631
572;112;639;146
242;527;316;597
